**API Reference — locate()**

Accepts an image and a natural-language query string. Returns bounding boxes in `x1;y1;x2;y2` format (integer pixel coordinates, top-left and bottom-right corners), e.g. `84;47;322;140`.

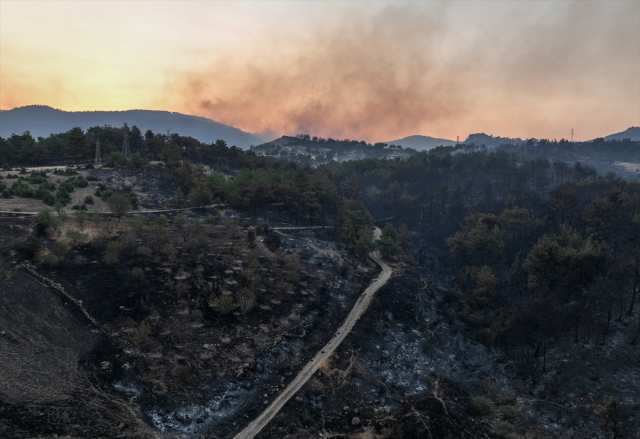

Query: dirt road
233;250;392;439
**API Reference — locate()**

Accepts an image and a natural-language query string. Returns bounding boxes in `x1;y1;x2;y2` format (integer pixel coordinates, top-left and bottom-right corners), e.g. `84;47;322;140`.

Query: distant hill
386;135;456;150
464;133;524;148
0;105;264;149
603;127;640;142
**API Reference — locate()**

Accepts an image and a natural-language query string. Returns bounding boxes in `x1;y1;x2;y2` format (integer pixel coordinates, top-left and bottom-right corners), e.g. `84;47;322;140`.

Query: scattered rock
351;417;361;426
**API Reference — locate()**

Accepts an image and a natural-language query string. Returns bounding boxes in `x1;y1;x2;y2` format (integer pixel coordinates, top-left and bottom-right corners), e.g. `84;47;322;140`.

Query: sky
1;0;639;142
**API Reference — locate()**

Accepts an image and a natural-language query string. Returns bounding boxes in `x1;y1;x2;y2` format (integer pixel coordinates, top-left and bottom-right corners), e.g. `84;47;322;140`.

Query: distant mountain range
0;105;264;149
388;127;640;150
2;105;637;151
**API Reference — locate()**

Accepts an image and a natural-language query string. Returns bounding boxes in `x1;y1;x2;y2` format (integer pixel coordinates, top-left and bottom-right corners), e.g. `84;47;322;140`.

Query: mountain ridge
603;126;640;141
0;105;263;149
385;134;456;150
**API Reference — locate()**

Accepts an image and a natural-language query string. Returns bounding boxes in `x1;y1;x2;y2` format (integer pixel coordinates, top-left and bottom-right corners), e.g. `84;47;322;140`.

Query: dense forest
3;124;640;396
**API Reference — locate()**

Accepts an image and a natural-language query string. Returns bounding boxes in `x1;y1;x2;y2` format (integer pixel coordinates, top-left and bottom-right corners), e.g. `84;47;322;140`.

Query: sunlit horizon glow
1;1;638;142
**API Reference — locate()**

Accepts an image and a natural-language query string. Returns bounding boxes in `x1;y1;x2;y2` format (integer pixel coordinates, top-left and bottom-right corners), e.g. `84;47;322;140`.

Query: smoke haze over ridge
164;1;639;142
1;1;639;142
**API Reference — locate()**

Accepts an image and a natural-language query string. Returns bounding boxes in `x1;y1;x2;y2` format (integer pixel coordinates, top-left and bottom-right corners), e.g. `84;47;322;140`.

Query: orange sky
1;1;639;142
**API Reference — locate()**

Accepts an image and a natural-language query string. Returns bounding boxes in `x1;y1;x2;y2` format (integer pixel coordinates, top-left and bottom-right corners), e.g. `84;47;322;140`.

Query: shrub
173;214;186;229
195;235;209;249
237;288;256;314
34;188;49;199
242;220;250;229
176;282;188;297
51;242;68;260
86;174;100;181
36;209;54;230
137;245;152;256
74;255;88;265
74;210;87;230
101;189;114;200
42;193;55;205
132;266;144;278
213;295;234;314
55;187;71;205
193;309;203;322
28;173;48;185
155;214;168;226
148;224;167;243
126;217;142;231
205;216;216;225
103;241;122;265
128;195;138;210
84;195;94;204
101;220;115;236
53;168;77;176
122;233;137;253
249;258;261;270
75;176;88;188
58;182;75;193
134;322;151;343
284;254;300;269
66;230;88;248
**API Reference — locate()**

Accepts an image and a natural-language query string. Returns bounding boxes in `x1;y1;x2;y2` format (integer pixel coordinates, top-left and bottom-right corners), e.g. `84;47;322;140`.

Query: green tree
106;193;131;222
189;185;213;210
64;127;87;162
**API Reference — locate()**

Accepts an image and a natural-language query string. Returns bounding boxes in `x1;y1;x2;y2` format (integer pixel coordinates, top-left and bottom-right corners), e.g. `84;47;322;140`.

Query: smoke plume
165;1;639;142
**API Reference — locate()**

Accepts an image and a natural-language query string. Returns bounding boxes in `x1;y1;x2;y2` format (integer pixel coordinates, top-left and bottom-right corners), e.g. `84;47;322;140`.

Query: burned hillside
1;132;639;439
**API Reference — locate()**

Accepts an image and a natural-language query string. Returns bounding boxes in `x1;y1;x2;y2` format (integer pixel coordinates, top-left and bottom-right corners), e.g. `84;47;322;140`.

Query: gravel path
233;250;392;439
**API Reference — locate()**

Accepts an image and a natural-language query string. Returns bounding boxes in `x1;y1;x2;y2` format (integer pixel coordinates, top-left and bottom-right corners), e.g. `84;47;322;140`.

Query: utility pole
457;135;459;144
95;140;101;165
122;123;131;158
571;128;574;142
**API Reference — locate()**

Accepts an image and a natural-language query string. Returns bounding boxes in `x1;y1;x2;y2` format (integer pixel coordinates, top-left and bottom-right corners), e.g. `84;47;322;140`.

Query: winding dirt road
233;250;392;439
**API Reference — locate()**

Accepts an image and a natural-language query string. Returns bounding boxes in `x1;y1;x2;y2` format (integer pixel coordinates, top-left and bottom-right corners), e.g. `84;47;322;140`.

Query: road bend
233;250;392;439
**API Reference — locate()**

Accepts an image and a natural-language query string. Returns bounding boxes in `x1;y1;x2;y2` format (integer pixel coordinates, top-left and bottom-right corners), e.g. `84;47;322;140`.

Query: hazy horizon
1;1;639;143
